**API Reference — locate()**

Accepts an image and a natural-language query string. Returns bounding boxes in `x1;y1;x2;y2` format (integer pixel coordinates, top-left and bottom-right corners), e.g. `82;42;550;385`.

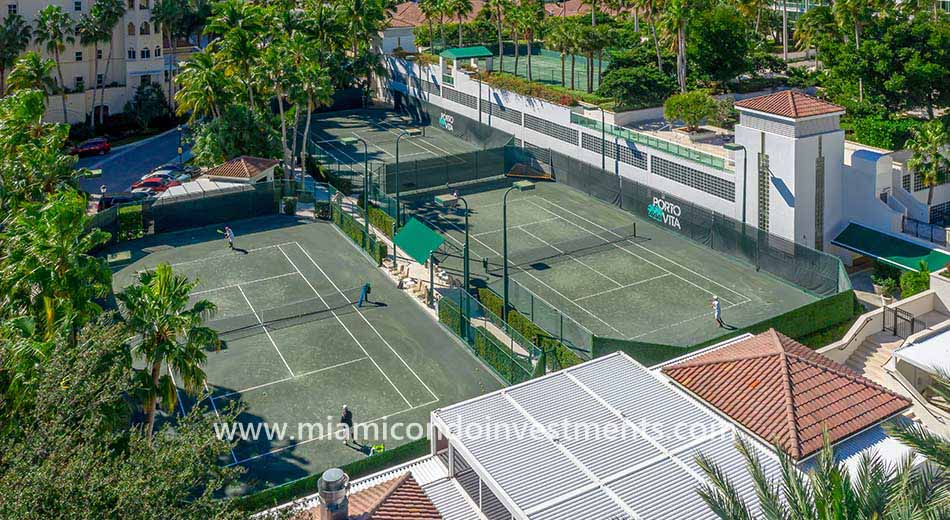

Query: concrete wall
42;85;129;124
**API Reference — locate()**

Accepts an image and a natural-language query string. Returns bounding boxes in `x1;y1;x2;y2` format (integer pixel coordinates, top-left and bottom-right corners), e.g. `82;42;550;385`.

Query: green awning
440;46;493;60
394;218;445;265
832;223;950;272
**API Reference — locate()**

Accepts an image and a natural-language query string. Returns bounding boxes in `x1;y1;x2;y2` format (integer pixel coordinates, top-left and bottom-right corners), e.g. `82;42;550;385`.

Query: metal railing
570;113;733;172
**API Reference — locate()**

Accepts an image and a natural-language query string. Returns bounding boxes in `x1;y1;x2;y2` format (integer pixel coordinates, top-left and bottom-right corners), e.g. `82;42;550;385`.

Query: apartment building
5;0;170;123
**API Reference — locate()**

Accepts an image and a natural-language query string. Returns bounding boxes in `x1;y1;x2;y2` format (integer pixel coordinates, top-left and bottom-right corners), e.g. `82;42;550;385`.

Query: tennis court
408;179;817;347
109;215;500;493
303;109;482;179
479;48;609;91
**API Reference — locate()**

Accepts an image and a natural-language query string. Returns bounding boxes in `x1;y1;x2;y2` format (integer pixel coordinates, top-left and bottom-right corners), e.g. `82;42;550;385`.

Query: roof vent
318;468;350;520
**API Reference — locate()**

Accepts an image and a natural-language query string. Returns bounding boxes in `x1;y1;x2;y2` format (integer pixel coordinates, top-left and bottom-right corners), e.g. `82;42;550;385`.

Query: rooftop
662;329;912;460
205;155;279;180
735;90;845;120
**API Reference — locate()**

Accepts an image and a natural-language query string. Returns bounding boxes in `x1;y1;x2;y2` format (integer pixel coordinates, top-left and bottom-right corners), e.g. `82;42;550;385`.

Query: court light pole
341;136;370;248
177;124;183;166
502;181;536;319
394;129;411;227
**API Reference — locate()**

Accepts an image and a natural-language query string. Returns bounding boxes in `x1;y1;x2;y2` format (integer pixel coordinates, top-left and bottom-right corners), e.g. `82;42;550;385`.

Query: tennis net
203;286;364;341
484;223;639;273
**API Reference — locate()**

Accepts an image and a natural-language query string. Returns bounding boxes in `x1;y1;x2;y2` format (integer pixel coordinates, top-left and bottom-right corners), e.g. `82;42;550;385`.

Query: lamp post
177;124;183;166
502;180;536;318
436;192;471;337
395;129;410;227
341;136;369;248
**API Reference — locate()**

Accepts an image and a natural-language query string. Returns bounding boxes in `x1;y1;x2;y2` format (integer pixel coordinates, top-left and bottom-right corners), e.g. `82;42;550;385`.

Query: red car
70;137;111;156
130;176;181;193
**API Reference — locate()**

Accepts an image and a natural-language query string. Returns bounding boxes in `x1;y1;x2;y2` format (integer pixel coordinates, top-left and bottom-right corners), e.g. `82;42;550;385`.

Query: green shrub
281;196;297;215
849;116;922;150
438;297;463;335
234;438;430;513
367;206;396;239
664;90;717;131
900;261;930;298
331;203;387;266
873;259;903;281
474;327;531;384
117;204;143;241
596;66;677;111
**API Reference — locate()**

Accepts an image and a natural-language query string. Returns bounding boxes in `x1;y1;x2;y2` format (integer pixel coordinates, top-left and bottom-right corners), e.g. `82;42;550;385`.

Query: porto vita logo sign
647;197;682;230
439;112;454;132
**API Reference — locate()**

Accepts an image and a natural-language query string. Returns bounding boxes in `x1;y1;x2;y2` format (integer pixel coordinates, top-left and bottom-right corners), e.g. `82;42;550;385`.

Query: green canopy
832;222;950;272
394;218;445;265
440;46;493;60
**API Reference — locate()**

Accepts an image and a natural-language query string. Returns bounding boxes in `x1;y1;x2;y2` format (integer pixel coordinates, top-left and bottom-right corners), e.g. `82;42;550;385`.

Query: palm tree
546;19;570;87
734;0;766;35
0;14;32;97
446;0;473;47
75;13;110;131
697;433;947;519
33;5;74;123
174;50;229;119
93;0;125;127
152;0;187;112
794;6;833;72
419;0;439;48
215;28;261;110
6;52;56;98
519;0;544;83
833;0;873;103
117;263;219;441
256;39;294;169
907;120;950;207
885;372;950;470
660;0;696;93
632;0;663;71
505;3;524;76
485;0;508;71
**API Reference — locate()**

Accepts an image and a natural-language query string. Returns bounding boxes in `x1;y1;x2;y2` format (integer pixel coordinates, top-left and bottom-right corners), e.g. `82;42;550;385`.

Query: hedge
368;205;396;239
117;204;143;241
331;204;388;266
591;290;861;366
475;72;614;109
473;326;532;384
477;288;584;371
234;438;430;513
438;297;463;336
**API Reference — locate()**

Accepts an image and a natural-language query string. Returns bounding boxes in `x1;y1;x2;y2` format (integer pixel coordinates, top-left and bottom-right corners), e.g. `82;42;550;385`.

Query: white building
4;0;179;124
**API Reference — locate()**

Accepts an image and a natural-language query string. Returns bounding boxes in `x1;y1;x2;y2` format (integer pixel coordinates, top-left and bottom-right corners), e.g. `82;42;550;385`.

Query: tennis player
223;226;235;250
711;296;724;328
340;405;355;445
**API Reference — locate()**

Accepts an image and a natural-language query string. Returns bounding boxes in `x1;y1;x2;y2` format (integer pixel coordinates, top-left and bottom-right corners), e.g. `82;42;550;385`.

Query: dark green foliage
235;439;430;513
117;204;143;241
367;205;396;239
849;116;923;150
190;105;281;168
473;327;531;384
686;5;752;85
331;202;387;266
281;196;297;215
306;154;353;195
123;82;172;132
874;259;903;282
900;261;931;298
438;297;463;336
664;90;717;131
596;66;677;110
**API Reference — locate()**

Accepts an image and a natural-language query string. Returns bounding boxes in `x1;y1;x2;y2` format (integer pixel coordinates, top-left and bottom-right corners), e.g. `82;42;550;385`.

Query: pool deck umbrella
832;222;950;272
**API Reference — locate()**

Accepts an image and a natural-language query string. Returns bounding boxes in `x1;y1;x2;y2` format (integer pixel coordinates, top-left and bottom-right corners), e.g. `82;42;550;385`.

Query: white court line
375;119;466;166
471;216;560;237
574;273;673;302
517;225;624;288
526;198;749;306
190;271;299;296
237;285;296;378
141;241;300;272
226;398;440;467
420;211;624;337
294;242;440;402
205;380;239;465
210;357;369;401
356;130;396;159
276;245;413;407
630;300;745;340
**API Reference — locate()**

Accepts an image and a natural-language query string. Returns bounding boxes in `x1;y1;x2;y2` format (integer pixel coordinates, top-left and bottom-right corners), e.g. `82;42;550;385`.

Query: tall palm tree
215;28;261;110
174;50;229;119
519;0;544;83
93;0;125;127
833;0;874;103
734;0;766;35
117;263;218;441
75;13;110;131
485;0;508;71
6;52;56;98
152;0;187;112
696;433;948;519
418;0;438;48
794;6;833;71
33;5;74;123
546;19;570;87
885;372;950;470
291;43;333;178
907;120;950;207
660;0;697;93
446;0;473;47
0;14;32;97
632;0;663;71
505;3;525;76
256;39;294;169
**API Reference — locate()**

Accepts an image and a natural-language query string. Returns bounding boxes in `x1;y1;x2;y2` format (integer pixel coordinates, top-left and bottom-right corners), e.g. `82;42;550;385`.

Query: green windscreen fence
400;95;513;149
832;222;950;272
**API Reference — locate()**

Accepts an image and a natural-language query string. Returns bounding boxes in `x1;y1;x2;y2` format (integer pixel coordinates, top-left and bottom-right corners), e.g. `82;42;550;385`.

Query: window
127;47;135;59
524;114;578;146
651;156;735;202
163;70;169;81
127;22;135;36
96;48;102;60
139;22;150;35
96;73;103;86
75;51;82;62
127;0;133;8
141;47;150;59
154;46;161;57
75;76;84;90
7;4;16;15
74;1;81;11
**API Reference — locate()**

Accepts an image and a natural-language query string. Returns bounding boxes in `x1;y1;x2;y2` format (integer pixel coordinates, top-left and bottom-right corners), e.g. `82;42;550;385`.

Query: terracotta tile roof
734;90;844;119
390;1;485;28
294;474;442;520
661;329;911;461
205;156;278;180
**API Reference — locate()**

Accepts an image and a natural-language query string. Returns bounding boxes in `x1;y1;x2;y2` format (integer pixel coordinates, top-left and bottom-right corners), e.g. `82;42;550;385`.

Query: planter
872;283;883;295
882;295;895;305
674;127;717;143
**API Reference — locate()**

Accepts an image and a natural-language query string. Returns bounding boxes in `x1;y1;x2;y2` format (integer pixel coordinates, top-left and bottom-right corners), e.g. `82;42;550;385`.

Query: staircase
845;333;903;380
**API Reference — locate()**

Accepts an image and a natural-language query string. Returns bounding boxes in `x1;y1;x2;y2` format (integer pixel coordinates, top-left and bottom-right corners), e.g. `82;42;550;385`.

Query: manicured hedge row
438;297;463;335
592;290;861;366
368;205;396;239
331;203;388;266
473;326;532;384
477;288;584;371
234;438;430;513
117;204;143;241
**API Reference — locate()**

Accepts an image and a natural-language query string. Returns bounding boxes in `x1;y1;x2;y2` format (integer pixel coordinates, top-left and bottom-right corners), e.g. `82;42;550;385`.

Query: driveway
77;126;192;194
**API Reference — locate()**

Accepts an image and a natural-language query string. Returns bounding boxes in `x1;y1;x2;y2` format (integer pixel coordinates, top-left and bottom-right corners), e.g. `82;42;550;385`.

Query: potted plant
871;274;888;295
879;277;898;305
664;90;718;142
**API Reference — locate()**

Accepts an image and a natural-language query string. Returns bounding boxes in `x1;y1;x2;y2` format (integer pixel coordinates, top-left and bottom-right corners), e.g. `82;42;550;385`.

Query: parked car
130;176;181;193
96;191;151;211
140;170;178;182
71;137;111;157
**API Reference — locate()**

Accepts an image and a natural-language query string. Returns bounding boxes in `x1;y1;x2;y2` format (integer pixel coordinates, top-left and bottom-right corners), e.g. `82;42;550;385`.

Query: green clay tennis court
478;48;610;91
109;215;501;494
407;179;818;348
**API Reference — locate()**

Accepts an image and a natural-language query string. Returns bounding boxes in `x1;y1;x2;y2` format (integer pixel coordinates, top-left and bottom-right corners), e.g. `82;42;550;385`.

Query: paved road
77;127;191;194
